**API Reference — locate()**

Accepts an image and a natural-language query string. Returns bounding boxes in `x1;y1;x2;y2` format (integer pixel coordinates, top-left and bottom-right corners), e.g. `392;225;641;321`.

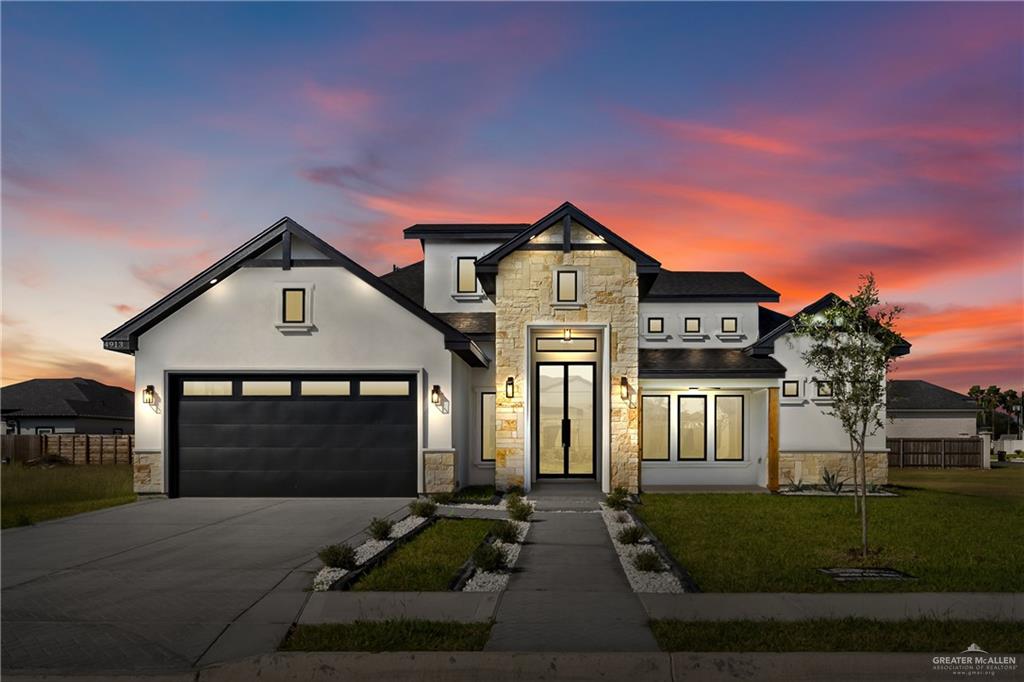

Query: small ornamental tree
791;274;903;558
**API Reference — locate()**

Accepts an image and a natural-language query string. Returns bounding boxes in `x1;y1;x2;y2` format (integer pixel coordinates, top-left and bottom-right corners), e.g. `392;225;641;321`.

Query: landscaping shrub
507;497;534;521
505;485;525;496
615;513;630;524
492;519;521;544
616;525;645;545
606;487;631;510
319;543;357;569
408;499;437;518
820;468;847;495
472;542;506;572
632;548;664;572
430;491;454;505
504;492;522;507
368;517;394;541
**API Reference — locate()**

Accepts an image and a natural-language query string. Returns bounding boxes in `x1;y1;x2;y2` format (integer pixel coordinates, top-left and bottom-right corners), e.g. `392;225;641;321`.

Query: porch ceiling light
620;376;629;400
142;385;156;405
563;328;572;342
431;384;442;405
209;278;218;285
505;376;515;399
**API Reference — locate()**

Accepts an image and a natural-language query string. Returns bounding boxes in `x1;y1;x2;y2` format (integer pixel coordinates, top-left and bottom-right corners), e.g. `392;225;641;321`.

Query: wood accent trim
768;386;780;492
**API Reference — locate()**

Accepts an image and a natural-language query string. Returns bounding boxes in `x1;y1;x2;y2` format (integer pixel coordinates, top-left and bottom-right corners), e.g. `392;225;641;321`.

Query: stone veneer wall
133;451;164;494
423;449;457;493
779;451;888;486
494;241;640;492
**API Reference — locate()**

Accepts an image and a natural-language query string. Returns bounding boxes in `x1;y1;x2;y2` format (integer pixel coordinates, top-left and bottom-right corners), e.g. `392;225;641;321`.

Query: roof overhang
102;218;489;368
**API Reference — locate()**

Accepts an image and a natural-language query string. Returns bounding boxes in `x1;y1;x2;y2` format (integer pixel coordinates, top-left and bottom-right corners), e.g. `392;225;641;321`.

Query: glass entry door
536;363;596;478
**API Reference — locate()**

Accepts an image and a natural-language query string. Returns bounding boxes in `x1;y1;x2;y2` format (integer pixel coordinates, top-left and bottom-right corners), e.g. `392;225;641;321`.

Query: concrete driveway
1;496;411;675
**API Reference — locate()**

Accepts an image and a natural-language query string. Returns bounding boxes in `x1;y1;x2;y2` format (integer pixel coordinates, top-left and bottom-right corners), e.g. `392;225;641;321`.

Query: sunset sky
2;3;1021;393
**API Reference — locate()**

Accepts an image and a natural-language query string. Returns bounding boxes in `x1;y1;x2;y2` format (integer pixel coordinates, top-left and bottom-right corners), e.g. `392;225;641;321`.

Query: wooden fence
1;434;134;465
886;437;983;468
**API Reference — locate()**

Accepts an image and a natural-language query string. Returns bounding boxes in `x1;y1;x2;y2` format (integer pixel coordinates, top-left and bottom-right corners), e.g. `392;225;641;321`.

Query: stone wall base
779;451;888;486
133;451;164;494
423;449;457;494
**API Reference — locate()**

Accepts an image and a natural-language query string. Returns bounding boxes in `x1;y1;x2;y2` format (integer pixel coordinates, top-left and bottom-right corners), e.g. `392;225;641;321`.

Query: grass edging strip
280;620;494;652
625;506;701;593
321;515;439;592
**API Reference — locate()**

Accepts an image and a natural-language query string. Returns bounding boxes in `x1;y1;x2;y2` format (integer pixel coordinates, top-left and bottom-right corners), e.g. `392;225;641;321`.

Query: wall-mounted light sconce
620;376;629;401
563;328;572;342
505;376;515;399
142;385;156;405
431;384;442;405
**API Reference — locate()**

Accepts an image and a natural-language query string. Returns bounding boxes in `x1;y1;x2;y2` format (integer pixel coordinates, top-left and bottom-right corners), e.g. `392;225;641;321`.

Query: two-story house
103;202;908;497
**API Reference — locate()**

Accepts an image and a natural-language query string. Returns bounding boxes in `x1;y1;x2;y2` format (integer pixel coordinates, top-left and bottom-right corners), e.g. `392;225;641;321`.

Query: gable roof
642;270;779;302
102;219;488;367
1;378;133;420
748;292;911;357
379;261;424;306
887;380;977;412
474;202;661;274
404;224;529;241
758;305;791;338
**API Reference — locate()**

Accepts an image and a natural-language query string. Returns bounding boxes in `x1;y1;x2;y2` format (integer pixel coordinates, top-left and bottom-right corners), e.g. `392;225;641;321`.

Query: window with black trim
456;257;477;293
715;395;744;461
647;317;664;334
684;317;701;334
556;270;578;303
678;395;707;460
816;380;833;398
641;395;670;461
481;392;496;462
782;380;800;398
282;288;306;323
721;317;738;334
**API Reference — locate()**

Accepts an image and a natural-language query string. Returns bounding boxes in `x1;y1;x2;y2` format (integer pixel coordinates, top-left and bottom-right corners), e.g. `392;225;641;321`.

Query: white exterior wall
887;414;976;438
638;379;774;486
638;302;759;348
771;333;887;452
133;259;459;493
422;240;502;313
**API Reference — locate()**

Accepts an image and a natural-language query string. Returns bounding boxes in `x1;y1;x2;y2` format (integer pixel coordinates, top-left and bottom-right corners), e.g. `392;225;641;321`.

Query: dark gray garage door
170;374;417;497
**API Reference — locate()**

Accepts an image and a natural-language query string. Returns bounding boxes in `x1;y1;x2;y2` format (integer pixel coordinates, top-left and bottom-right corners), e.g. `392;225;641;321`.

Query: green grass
1;464;135;528
889;466;1024;500
453;485;497;504
353;518;493;591
280;620;492;652
650;619;1024;652
636;489;1024;592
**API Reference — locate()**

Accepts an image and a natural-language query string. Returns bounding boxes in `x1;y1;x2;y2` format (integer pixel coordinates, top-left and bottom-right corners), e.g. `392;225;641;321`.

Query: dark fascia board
642;294;781;303
639;368;787;379
474;202;662;274
747;292;911;358
888;408;977;414
403;224;530;241
102;218;489;368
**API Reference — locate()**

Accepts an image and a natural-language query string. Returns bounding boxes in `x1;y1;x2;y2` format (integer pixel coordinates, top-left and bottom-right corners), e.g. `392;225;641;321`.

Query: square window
684;317;701;334
816;381;833;398
556;270;578;303
456;257;477;294
721;317;738;334
481;392;496;462
782;380;800;398
282;288;305;323
647;317;664;334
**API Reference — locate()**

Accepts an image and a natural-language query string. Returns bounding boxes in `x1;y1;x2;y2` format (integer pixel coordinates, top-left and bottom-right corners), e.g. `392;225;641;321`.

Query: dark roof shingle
1;378;133;420
887;380;976;412
434;313;495;338
643;270;780;302
379;261;424;306
639;348;786;378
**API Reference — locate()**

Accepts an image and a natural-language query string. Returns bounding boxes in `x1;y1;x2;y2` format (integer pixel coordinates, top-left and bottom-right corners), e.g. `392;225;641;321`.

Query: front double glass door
537;363;595;477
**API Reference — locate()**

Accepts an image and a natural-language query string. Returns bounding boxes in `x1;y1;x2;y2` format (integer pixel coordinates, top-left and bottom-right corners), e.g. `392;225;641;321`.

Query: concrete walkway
485;509;659;652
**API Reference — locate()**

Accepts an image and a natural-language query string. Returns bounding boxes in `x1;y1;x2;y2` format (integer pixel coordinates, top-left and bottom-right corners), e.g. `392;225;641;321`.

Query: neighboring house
887;380;977;438
102;202;910;497
1;378;134;434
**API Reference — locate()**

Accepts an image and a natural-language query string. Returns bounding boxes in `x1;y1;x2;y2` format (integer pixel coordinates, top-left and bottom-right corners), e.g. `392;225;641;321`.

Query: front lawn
636;489;1024;592
889;466;1023;500
280;620;492;651
650;618;1024;652
1;464;135;528
353;518;492;591
453;485;497;504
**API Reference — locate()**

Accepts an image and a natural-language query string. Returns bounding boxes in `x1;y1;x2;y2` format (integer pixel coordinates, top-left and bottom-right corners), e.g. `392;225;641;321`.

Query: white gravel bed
461;520;530;592
779;489;898;497
440;500;507;511
600;505;684;593
312;514;429;591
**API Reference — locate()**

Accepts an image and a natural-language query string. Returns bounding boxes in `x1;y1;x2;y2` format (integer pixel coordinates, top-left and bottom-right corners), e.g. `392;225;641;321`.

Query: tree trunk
859;428;869;559
849;437;860;514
